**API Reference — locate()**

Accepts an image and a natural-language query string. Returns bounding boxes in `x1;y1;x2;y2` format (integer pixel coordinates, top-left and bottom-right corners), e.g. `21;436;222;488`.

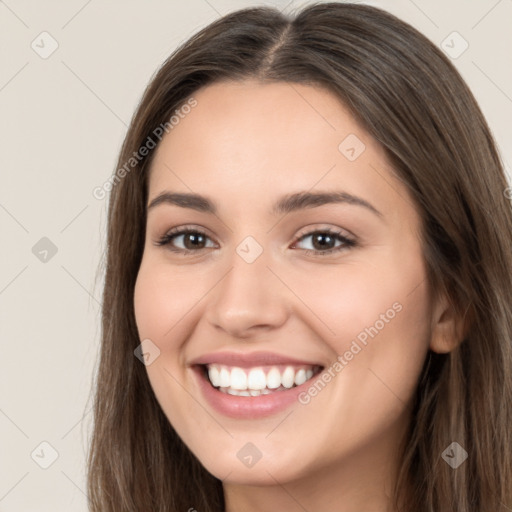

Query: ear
429;291;469;354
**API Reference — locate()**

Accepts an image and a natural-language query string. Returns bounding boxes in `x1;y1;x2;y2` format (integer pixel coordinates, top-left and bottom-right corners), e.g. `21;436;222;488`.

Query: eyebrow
147;190;383;218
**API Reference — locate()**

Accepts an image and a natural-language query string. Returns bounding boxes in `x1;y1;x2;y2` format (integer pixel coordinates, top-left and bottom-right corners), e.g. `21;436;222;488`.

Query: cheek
133;261;216;442
285;265;431;463
133;259;204;342
290;255;431;400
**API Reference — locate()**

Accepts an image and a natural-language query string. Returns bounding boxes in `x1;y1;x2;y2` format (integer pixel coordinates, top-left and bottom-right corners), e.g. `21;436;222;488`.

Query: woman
87;3;512;511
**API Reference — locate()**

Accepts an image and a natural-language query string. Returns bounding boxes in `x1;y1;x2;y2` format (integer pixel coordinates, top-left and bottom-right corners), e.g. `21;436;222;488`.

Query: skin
133;79;462;511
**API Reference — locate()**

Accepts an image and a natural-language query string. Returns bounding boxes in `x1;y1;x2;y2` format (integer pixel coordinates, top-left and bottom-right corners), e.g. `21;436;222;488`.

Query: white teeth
223;387;273;396
219;367;230;388
204;363;321;394
294;368;307;386
208;365;220;387
281;366;295;388
247;367;267;390
266;367;281;389
230;367;247;390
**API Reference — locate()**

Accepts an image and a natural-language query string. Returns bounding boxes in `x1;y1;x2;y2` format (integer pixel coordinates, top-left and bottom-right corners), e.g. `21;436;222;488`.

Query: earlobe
429;293;470;354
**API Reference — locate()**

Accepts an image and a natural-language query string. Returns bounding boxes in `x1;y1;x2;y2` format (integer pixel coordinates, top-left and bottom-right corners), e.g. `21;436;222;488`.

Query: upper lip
189;351;324;368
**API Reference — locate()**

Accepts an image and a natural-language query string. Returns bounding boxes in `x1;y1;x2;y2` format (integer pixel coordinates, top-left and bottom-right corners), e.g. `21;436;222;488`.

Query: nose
205;250;290;339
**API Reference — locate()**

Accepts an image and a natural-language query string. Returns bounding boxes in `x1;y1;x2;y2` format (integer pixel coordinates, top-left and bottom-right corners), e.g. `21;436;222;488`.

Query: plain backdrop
1;0;511;510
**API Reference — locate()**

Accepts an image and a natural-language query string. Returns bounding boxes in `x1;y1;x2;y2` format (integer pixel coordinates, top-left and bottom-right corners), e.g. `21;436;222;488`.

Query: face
133;80;443;489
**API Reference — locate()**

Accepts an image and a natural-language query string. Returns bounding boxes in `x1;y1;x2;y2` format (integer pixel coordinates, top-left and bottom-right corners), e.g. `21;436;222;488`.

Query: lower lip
192;366;320;419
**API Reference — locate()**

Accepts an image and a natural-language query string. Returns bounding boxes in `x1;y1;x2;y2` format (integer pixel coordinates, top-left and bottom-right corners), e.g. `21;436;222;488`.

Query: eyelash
155;225;357;257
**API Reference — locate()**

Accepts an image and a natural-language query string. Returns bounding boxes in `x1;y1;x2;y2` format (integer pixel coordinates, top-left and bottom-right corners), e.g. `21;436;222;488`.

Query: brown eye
293;229;356;256
180;232;208;250
155;228;215;253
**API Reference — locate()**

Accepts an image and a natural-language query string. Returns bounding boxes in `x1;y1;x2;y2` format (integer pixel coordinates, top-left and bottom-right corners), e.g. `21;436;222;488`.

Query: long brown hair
86;3;512;510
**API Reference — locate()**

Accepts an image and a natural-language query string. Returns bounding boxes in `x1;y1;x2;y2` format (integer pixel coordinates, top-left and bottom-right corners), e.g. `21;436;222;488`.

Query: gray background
1;0;511;509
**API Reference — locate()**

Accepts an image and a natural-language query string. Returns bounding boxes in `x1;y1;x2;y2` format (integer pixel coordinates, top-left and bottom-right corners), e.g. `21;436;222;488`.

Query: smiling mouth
200;363;324;397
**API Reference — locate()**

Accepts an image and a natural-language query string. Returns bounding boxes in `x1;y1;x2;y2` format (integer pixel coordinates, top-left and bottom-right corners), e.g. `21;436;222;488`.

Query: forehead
151;79;369;170
147;79;413;224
